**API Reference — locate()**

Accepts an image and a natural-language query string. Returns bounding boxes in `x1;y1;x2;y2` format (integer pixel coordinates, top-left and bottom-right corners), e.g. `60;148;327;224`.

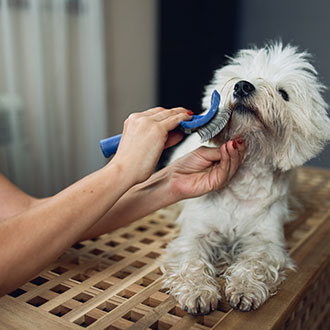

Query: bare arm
0;174;39;221
0;162;137;295
0;106;192;296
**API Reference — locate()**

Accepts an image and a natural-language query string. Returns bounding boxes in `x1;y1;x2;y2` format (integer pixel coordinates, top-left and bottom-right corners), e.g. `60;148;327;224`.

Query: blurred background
0;0;329;197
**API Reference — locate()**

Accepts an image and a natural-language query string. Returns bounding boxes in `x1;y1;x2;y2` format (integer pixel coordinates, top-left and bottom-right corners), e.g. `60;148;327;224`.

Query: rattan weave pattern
0;167;330;330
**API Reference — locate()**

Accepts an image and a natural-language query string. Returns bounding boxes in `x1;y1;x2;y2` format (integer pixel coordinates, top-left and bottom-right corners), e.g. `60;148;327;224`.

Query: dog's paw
179;290;221;315
225;283;265;312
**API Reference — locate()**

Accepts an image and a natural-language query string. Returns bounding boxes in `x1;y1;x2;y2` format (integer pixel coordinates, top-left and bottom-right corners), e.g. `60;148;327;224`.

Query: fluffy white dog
161;43;330;315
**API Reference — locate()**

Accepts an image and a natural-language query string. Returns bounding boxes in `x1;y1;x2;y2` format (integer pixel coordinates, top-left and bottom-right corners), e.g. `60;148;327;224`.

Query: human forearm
0;174;38;221
0;107;192;296
0;162;133;295
79;166;178;240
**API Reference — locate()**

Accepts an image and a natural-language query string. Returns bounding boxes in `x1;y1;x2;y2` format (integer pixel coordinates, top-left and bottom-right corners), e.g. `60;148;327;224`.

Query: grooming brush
99;90;231;158
197;102;232;143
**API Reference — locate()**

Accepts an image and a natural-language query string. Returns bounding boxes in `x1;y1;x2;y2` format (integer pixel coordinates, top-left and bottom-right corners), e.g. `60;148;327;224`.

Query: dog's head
203;43;330;171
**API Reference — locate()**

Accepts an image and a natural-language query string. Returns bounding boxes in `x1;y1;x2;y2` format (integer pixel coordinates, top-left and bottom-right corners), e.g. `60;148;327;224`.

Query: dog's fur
161;43;330;314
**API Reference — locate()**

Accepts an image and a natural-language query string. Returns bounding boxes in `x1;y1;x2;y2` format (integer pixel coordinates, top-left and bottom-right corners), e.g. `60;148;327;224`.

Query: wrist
110;154;148;186
167;163;199;201
163;164;184;204
104;158;137;192
135;166;179;207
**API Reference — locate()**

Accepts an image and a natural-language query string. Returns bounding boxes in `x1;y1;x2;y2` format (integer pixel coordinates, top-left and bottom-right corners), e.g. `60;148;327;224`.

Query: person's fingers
123;108;191;135
226;138;245;179
164;131;184;149
124;108;193;142
151;107;192;123
126;106;191;121
140;106;167;116
161;111;193;131
213;144;231;187
219;143;230;172
194;146;222;163
236;136;246;162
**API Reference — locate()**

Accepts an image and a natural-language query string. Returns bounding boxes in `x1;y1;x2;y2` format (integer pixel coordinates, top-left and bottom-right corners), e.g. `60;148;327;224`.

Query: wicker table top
1;166;330;330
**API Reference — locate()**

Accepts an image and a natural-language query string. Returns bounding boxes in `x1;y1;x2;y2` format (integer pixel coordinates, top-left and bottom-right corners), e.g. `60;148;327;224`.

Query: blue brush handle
100;90;220;158
100;134;122;158
180;90;220;130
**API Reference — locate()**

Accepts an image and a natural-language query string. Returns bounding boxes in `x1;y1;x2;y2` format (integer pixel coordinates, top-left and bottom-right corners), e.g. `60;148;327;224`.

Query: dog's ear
274;100;330;171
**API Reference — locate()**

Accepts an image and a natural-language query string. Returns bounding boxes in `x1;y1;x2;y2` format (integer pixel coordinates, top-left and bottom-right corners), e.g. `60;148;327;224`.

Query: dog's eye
278;89;289;101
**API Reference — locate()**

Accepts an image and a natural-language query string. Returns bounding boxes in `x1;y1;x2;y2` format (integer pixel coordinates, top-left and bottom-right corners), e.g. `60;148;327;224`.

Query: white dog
161;43;330;315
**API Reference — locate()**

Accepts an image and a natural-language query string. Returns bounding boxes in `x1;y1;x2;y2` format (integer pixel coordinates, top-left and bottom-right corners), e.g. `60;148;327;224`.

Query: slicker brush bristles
197;107;232;142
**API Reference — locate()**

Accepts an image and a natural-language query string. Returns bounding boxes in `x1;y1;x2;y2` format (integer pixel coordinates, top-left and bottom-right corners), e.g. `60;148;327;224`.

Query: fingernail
187;110;194;116
237;137;244;144
232;139;237;149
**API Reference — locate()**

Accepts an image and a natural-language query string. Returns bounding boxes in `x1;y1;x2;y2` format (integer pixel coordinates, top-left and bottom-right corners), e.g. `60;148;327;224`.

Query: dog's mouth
226;101;272;136
231;103;257;116
223;101;269;132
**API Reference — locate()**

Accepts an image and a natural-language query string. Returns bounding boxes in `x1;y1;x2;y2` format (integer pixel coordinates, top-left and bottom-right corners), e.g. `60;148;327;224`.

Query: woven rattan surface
1;166;330;330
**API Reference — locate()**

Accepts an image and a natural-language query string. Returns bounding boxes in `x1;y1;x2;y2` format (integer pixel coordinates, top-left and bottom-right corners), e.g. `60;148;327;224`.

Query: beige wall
103;0;158;135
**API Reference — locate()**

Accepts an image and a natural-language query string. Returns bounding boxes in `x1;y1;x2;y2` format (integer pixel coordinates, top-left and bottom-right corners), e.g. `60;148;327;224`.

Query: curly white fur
161;42;330;314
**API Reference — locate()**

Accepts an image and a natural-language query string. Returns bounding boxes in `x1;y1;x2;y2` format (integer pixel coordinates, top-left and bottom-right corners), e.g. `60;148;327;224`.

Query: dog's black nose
233;80;255;98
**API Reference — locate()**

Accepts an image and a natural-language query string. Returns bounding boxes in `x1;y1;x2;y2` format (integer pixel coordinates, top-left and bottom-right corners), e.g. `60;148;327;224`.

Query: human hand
111;107;193;185
168;138;245;200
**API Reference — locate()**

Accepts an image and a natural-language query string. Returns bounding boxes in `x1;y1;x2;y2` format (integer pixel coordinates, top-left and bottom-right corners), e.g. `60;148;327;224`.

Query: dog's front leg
161;234;221;315
224;232;294;312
